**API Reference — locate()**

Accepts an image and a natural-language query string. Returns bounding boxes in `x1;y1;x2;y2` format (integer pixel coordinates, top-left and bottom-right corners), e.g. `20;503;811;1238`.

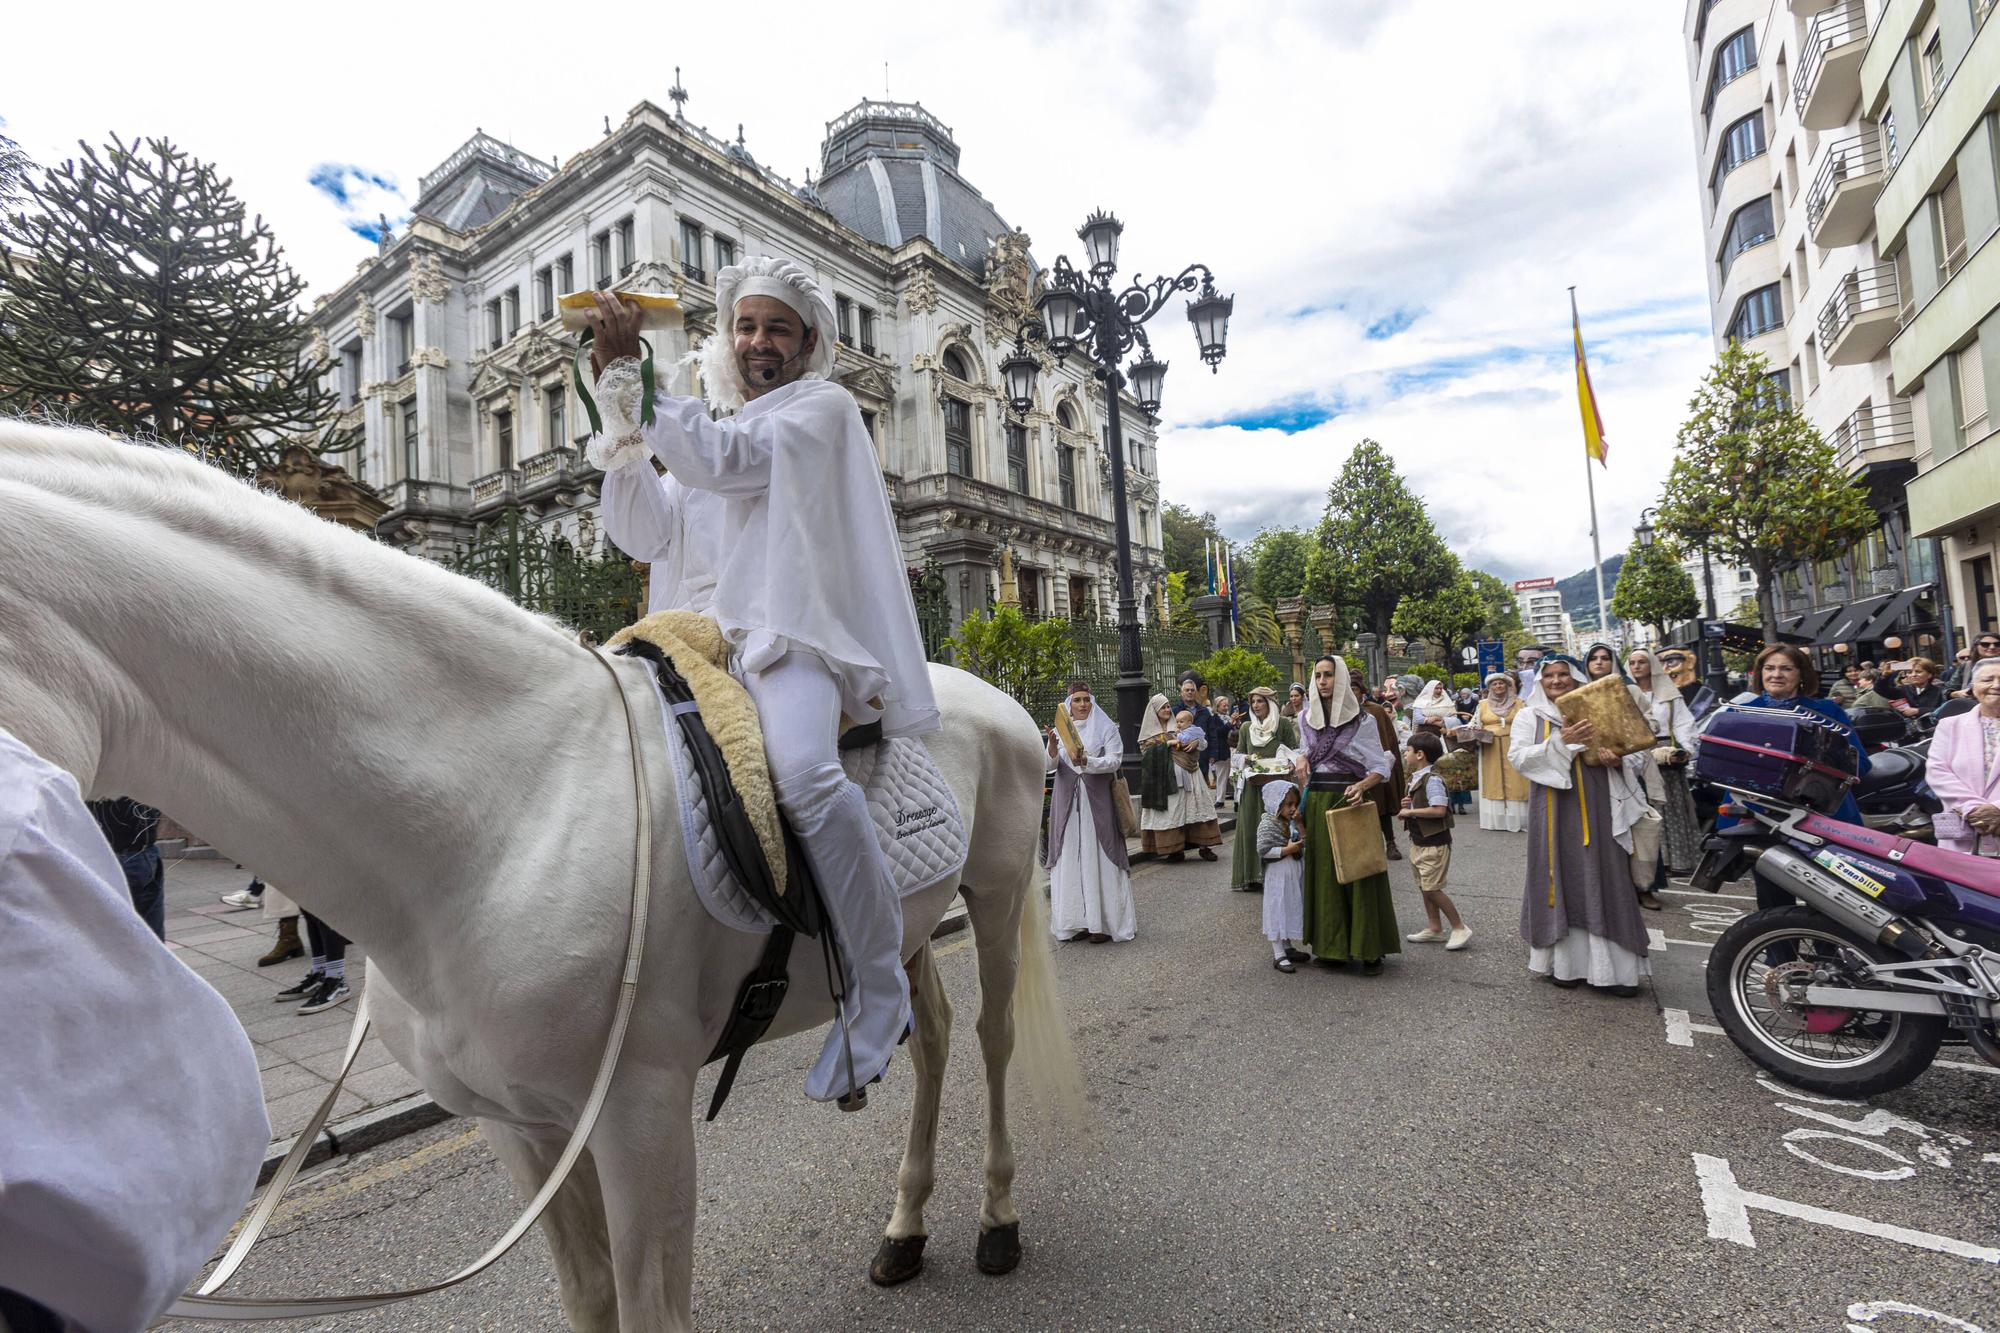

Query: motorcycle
1691;704;2000;1096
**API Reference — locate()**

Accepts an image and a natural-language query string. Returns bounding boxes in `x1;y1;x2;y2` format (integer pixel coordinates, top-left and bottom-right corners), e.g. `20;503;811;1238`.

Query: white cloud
4;0;1714;581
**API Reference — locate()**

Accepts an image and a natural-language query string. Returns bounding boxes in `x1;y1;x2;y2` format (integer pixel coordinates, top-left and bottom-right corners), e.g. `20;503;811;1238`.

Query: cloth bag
1111;775;1140;838
1325;803;1387;882
1627;809;1663;889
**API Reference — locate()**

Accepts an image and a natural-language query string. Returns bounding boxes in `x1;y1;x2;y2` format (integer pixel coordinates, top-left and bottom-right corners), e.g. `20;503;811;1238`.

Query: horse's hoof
975;1222;1021;1276
869;1234;926;1287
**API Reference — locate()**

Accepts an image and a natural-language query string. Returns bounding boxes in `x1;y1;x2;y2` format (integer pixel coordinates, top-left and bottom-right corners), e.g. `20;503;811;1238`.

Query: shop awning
1814;593;1898;647
1855;584;1932;642
1781;605;1842;642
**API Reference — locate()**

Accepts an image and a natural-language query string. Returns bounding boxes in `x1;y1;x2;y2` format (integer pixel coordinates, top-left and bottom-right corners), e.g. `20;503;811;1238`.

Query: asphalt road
161;819;2000;1332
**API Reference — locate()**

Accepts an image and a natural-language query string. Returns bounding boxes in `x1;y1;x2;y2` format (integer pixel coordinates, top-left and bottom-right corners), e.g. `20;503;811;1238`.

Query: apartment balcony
1794;1;1869;129
469;468;520;514
1804;130;1886;247
1828;398;1916;475
1817;262;1901;365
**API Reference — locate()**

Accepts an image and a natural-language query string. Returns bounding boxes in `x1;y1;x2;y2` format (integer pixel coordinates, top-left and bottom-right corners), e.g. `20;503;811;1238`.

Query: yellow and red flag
1573;301;1608;468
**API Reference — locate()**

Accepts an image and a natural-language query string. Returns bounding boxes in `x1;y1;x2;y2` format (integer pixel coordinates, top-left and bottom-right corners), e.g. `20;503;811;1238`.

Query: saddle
608;613;961;1118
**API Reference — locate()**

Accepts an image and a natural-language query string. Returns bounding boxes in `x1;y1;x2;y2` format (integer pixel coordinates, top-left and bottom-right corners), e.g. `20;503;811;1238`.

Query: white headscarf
1260;779;1300;829
693;255;840;414
1064;687;1122;758
1244;686;1281;750
1137;692;1174;743
1624;647;1679;708
1307;657;1360;730
1412;681;1455;722
1528;655;1586;727
1483;671;1518;705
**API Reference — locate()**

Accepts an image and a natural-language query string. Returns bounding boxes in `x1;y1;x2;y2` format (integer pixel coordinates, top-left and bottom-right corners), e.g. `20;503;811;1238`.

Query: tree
1244;526;1313;605
947;607;1075;709
1305;438;1456;645
1392;559;1486;662
1467;568;1523;638
1610;536;1700;640
1163;570;1199;630
0;134;351;475
0;121;31;214
1183;645;1282;700
1657;343;1876;640
1234;589;1284;646
1159;502;1223;591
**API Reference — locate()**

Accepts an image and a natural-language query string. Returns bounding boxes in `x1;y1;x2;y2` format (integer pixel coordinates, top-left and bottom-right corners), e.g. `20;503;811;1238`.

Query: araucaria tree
0;135;348;474
1657;343;1875;639
1610;535;1700;641
1306;438;1455;645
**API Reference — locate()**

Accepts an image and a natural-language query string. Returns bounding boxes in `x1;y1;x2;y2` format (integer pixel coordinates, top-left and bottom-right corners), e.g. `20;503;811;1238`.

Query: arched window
942;348;971;380
1056;401;1075;430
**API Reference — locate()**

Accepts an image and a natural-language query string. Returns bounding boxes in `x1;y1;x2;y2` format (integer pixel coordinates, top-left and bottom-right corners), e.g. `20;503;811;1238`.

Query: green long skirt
1230;776;1270;890
1301;784;1401;962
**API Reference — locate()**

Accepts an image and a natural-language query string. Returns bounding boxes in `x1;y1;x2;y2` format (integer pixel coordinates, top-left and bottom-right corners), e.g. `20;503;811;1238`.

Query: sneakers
219;889;260;911
1445;926;1473;951
274;971;323;1001
1406;927;1447;943
297;977;352;1014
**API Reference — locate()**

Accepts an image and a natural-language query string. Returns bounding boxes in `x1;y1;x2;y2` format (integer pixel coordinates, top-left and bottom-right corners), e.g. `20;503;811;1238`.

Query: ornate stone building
305;93;1167;628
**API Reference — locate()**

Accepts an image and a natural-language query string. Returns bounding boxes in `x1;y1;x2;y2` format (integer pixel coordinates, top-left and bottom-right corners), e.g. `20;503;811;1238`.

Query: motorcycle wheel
1705;905;1946;1097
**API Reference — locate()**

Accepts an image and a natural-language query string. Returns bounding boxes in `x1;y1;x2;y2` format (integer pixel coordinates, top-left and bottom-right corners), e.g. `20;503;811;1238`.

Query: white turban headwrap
692;255;840;414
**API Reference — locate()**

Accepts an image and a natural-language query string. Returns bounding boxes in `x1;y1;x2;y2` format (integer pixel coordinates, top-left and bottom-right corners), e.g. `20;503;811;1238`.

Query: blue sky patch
1211;400;1340;433
1364;307;1422;340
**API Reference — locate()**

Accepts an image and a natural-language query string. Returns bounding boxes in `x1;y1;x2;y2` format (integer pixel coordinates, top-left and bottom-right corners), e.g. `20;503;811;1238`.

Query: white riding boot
779;760;912;1104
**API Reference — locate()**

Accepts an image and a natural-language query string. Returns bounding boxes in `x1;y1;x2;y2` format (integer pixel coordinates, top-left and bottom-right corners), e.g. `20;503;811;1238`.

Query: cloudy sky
5;0;1714;584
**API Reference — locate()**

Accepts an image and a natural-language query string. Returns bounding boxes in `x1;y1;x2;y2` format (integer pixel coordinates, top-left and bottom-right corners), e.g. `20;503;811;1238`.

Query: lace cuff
585;356;647;470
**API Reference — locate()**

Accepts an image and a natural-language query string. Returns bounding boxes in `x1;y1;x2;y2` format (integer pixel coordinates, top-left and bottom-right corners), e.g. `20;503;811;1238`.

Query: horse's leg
590;1069;699;1333
961;877;1026;1275
479;1119;619;1332
870;939;954;1286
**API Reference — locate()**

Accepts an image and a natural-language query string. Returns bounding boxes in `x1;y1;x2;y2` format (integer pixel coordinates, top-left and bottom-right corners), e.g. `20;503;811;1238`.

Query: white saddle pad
649;677;967;935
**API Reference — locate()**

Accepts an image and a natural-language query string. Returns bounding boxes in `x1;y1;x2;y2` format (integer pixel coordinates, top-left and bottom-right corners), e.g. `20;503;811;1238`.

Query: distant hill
1556;554;1624;635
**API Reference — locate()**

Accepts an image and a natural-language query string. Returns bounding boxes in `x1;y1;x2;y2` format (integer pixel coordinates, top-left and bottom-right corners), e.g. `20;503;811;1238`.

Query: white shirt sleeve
638;391;790;497
596;462;680;564
1509;710;1580;789
1345;717;1394;780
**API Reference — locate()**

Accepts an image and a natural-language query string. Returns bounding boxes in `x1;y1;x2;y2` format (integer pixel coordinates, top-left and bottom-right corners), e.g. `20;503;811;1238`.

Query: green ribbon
572;330;657;439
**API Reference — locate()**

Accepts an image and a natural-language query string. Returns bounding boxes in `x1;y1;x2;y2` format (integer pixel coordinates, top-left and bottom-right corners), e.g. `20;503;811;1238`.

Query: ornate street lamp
1001;215;1232;761
1635;508;1656;549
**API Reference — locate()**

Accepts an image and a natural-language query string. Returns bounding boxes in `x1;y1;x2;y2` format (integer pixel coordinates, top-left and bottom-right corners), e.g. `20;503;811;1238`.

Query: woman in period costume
1626;648;1701;878
1046;680;1135;943
1510;656;1654;995
1230;686;1302;891
1471;672;1531;832
1139;694;1223;862
1255;780;1311;972
1295;656;1400;974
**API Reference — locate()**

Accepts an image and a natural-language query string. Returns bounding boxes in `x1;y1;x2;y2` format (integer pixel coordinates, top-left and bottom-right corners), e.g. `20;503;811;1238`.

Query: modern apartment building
1682;0;1973;657
1513;578;1567;646
1861;0;2000;638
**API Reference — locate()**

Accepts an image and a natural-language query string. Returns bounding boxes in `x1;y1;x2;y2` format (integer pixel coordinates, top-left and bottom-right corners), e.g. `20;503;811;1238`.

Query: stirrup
837;1087;868;1113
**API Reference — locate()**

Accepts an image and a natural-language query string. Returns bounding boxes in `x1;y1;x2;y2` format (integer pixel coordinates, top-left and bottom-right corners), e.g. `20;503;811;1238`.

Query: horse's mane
0;417;575;645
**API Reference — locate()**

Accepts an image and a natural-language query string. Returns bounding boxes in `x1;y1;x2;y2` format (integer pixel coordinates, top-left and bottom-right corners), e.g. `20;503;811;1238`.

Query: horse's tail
1009;857;1090;1135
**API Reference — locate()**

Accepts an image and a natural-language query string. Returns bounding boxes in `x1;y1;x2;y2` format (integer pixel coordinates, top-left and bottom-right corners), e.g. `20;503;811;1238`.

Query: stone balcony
469;468;520;514
900;471;1116;548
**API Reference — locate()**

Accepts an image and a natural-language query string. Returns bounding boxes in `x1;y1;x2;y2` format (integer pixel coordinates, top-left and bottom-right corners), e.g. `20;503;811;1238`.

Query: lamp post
1000;210;1232;760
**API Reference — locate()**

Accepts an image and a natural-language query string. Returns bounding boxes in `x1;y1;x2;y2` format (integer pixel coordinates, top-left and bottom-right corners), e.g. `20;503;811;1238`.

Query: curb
257;898;988;1177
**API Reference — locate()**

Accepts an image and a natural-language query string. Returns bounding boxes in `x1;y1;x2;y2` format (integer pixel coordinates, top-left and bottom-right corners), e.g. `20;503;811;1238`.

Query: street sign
1476;639;1505;679
1460;646;1478;664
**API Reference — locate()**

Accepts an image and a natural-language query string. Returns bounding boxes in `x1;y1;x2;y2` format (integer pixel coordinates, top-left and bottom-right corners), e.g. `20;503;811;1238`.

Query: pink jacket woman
1926;659;2000;857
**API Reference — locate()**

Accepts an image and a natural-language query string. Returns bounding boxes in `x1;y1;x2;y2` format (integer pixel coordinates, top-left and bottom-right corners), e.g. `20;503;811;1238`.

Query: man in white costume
598;448;723;615
583;257;937;1107
0;725;268;1331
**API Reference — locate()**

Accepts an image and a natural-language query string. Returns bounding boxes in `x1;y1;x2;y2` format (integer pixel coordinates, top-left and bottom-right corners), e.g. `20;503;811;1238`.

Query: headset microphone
754;343;810;384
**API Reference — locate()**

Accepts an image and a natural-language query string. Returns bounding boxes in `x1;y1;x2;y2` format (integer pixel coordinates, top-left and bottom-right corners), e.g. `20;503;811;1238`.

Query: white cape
597;464;724;615
622;376;939;736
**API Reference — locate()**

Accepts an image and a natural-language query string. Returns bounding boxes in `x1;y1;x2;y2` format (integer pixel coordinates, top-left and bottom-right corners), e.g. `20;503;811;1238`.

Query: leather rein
164;639;655;1320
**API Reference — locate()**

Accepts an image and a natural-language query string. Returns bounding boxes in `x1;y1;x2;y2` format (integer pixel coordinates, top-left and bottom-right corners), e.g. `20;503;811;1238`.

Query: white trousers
745;651;911;1102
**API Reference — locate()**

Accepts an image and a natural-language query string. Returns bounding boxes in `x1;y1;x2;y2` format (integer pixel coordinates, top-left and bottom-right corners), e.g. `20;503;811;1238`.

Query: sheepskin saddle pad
608;613;968;935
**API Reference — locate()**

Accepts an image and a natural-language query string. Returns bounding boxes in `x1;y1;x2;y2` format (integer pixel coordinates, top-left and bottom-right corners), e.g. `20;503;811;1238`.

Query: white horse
0;421;1084;1331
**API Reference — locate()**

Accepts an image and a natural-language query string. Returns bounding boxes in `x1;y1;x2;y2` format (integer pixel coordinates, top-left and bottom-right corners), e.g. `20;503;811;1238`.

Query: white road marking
1781;1128;1917;1181
1648;927;1711;951
1846;1299;1990;1332
1693;1153;2000;1263
1663;1007;1726;1047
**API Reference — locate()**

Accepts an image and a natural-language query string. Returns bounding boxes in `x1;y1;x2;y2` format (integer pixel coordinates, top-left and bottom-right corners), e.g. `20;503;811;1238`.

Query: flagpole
1571;286;1610;648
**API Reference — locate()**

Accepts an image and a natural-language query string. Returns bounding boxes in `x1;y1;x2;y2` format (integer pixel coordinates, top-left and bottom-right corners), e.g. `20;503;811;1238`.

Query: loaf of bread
557;289;682;331
1554;674;1657;759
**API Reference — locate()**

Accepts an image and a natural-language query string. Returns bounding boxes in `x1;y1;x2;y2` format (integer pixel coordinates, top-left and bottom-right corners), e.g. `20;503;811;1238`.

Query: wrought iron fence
445;507;643;644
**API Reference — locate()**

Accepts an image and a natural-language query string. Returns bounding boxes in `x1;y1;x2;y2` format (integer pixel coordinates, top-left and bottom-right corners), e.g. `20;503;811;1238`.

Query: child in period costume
1256;780;1311;972
1399;732;1471;950
1230;686;1302;891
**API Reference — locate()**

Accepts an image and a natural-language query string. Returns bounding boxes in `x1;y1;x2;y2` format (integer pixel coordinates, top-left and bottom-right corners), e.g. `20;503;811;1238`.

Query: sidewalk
159;853;421;1145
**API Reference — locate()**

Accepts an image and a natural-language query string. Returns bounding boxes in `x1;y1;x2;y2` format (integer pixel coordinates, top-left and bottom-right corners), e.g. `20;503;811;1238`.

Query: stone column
1276;596;1306;682
1192;594;1234;653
